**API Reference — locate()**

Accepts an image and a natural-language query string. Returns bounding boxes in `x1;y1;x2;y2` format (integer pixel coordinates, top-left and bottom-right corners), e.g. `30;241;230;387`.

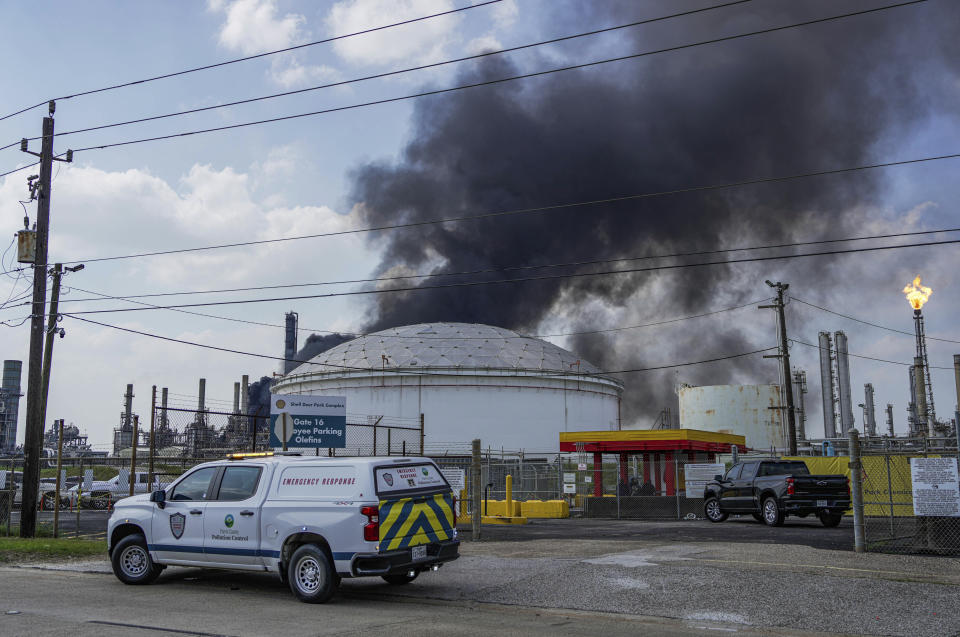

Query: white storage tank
678;384;784;451
271;323;624;452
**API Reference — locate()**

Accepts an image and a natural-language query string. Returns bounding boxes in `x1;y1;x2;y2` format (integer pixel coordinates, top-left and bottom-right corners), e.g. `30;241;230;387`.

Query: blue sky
0;0;958;450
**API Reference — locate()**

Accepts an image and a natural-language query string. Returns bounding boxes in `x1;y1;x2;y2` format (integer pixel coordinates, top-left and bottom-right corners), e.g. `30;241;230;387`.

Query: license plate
817;500;828;508
411;545;427;561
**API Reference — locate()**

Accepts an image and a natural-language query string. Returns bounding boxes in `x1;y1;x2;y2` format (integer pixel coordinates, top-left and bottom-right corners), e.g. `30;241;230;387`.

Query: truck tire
111;534;163;585
382;571;418;585
818;511;843;528
703;497;728;522
761;496;784;527
288;544;338;603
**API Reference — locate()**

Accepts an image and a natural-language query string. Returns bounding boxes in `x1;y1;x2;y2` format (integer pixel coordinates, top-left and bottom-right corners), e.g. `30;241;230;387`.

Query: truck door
374;463;455;554
717;464;741;510
734;461;760;511
203;465;266;568
151;466;218;563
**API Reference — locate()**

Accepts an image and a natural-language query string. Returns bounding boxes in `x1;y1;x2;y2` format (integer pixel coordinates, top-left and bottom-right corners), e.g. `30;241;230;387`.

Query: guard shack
559;429;747;519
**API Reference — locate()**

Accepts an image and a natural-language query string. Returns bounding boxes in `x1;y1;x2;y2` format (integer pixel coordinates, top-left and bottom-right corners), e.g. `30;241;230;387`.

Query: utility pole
18;101;69;538
760;281;797;455
39;263;81;428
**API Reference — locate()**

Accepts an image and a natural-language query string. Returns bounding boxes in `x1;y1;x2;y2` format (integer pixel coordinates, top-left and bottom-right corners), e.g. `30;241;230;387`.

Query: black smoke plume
340;3;958;423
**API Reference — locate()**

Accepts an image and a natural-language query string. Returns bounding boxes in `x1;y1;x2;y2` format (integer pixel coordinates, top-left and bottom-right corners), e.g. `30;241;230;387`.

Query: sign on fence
440;468;465;491
563;472;576;483
269;394;346;448
577;463;587;471
563;483;576;494
684;464;725;498
83;469;93;492
117;469;129;491
910;457;960;517
0;470;5;489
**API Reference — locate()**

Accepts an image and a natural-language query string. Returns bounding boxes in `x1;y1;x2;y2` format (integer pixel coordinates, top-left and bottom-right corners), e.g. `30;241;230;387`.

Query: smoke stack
241;374;250;432
886;403;894;437
863;383;876;437
283;312;299;375
834;332;854;436
233;382;241;415
123;384;134;433
914;356;930;436
818;332;836;438
198;378;206;418
792;370;807;441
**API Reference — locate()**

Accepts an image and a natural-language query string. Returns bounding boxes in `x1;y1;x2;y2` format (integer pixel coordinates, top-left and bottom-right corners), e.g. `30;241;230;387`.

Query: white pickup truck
68;471;165;509
107;453;459;603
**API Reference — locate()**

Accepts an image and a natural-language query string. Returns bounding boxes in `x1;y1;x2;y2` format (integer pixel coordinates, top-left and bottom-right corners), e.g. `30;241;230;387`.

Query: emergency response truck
107;453;459;603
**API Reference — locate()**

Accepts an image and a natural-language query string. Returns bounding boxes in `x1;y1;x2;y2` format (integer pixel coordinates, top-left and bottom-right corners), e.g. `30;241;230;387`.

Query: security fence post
53;419;64;537
149;386;156;490
471;439;481;540
76;457;82;539
419;413;425;455
849;428;866;553
129;415;139;497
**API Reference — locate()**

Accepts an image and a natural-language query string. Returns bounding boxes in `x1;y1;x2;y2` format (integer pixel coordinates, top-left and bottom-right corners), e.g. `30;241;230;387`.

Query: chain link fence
858;449;960;555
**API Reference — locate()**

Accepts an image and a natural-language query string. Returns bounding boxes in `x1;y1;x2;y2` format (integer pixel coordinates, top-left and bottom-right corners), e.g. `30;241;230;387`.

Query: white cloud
325;0;462;67
466;36;502;55
491;0;518;28
211;0;305;55
208;0;338;87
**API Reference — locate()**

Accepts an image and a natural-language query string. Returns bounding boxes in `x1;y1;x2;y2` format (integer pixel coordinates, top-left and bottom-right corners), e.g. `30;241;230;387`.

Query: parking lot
3;517;958;636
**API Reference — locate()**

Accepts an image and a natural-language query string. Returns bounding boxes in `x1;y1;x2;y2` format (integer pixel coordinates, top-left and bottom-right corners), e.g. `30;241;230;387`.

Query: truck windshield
758;462;811;476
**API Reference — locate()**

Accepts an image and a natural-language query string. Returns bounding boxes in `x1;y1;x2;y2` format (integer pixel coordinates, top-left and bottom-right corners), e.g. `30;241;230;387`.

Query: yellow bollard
505;474;513;517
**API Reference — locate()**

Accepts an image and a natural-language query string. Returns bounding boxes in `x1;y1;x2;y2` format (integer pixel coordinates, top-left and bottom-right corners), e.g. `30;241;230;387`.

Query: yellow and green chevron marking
379;492;454;550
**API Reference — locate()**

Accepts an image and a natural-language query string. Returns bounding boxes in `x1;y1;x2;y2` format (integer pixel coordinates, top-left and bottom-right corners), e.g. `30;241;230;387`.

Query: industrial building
0;360;23;452
271;322;624;452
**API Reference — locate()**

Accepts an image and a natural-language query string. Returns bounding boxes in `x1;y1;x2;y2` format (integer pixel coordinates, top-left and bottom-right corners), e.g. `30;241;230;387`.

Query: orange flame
903;275;932;310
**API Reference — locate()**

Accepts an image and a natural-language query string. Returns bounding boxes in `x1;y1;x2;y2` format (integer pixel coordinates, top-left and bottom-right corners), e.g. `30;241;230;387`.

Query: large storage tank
271;323;624;452
678;384;784;451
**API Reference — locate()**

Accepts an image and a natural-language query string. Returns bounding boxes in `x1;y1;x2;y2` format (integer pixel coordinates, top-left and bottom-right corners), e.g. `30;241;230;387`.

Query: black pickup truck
703;460;850;527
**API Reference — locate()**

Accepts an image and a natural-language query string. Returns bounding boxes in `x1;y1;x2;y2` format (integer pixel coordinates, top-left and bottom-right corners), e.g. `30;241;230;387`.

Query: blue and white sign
270;394;346;448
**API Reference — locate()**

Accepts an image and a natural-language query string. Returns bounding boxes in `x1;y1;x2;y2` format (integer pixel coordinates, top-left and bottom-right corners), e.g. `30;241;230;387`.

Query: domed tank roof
288;322;604;376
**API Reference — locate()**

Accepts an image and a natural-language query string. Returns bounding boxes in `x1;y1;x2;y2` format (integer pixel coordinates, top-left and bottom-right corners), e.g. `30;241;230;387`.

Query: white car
68;472;167;509
107;453;459;603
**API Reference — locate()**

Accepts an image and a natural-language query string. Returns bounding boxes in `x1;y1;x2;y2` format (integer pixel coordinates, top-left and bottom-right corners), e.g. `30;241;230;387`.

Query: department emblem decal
224;514;235;528
169;512;186;539
383;473;394;487
421;467;429;476
275;399;286;409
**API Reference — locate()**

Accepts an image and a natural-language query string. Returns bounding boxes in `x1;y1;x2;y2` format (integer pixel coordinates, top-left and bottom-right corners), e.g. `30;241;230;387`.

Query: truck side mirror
714;475;724;482
150;489;166;509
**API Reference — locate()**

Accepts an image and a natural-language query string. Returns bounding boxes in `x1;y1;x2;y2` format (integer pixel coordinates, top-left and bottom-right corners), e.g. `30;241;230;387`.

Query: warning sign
911;457;960;517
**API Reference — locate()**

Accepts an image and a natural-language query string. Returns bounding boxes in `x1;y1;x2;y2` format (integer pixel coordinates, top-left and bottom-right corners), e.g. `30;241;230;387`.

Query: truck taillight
361;505;379;542
786;477;795;495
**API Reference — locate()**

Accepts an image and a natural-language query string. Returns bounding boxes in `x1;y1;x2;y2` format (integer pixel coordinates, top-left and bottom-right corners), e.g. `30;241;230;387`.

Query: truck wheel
382;571;418;585
288;544;338;603
819;511;843;528
761;497;784;527
703;497;728;522
111;534;162;585
751;513;763;523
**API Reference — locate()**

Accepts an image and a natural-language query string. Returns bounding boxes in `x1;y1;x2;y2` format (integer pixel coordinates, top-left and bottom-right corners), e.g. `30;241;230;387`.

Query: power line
65;313;777;377
48;227;960;305
789;296;960;345
54;237;960;317
52;151;960;266
0;161;39;179
0;0;504;123
789;337;954;370
7;0;756;148
60;282;771;340
62;2;927;156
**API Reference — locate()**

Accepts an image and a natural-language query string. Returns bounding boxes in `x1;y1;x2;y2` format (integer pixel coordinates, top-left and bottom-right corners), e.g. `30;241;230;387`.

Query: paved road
469;516;855;551
0;566;824;637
